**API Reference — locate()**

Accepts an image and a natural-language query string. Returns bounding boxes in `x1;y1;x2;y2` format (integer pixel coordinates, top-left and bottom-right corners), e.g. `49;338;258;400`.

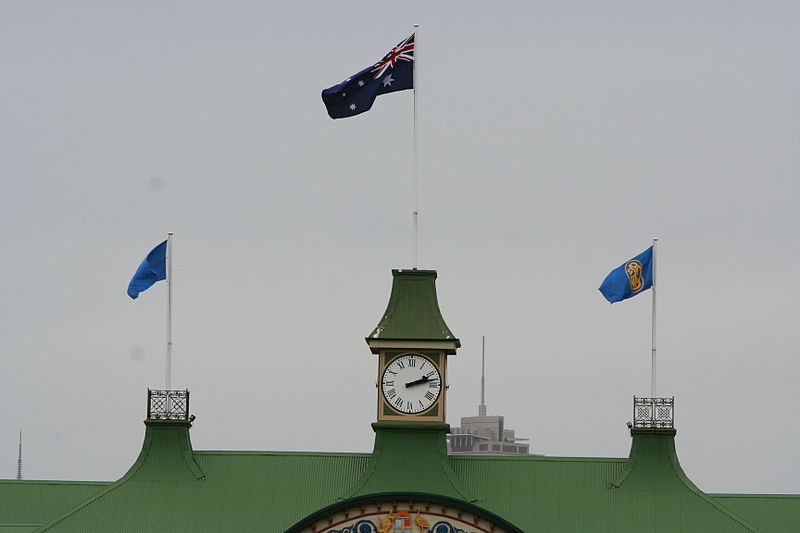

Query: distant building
448;413;531;455
447;336;532;456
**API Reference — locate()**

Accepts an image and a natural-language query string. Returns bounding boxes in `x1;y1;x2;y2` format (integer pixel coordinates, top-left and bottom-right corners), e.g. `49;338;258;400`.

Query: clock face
381;353;441;414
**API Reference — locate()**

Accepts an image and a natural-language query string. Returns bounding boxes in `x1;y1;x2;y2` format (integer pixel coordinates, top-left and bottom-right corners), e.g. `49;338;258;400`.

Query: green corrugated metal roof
0;480;107;527
10;420;796;533
604;429;759;533
343;422;473;501
367;270;459;345
711;494;800;533
29;422;371;533
0;526;39;533
445;429;761;533
451;454;627;530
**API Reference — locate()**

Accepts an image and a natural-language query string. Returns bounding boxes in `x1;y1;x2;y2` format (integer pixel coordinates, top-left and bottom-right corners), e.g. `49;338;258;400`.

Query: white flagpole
412;23;419;269
166;232;173;390
16;430;22;480
651;237;658;397
479;335;487;416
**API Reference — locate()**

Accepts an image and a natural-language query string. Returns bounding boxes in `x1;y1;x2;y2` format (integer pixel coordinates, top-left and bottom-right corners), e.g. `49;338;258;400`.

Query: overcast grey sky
2;1;799;494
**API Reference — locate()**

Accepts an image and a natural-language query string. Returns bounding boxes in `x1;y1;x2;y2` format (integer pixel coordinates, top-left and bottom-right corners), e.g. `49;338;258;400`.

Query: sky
1;1;799;494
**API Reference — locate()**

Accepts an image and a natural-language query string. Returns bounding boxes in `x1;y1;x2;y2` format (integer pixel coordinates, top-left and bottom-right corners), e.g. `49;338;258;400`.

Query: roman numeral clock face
381;353;441;414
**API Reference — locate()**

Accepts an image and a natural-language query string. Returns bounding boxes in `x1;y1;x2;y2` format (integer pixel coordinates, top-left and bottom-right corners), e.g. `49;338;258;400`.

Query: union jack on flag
321;34;415;119
370;34;414;79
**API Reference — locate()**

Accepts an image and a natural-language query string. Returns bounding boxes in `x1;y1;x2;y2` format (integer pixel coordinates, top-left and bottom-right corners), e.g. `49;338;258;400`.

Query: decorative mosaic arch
285;493;523;533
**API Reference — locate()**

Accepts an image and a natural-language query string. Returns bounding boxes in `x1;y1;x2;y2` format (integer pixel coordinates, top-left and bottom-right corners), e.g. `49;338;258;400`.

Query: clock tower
336;267;473;503
367;269;460;423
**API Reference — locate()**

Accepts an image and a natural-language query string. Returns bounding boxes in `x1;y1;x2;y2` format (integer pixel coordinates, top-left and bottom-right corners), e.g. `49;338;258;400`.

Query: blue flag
599;246;654;303
127;240;167;299
321;34;414;119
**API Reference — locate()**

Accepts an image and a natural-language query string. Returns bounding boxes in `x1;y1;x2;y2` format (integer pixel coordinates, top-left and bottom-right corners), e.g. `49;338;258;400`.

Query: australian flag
321;34;414;119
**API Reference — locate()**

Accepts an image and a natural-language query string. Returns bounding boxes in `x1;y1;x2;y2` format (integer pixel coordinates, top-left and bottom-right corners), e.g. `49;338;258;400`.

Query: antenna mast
479;335;487;416
16;430;22;480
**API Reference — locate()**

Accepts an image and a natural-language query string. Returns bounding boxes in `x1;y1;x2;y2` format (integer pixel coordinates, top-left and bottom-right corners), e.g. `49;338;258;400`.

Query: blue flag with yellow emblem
599;247;654;303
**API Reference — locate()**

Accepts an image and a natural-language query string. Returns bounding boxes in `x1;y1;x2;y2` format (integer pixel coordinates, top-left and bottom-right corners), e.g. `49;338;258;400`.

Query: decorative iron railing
147;389;189;421
633;396;674;429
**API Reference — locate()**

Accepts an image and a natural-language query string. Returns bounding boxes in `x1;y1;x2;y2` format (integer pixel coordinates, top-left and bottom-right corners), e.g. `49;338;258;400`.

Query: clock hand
405;376;430;388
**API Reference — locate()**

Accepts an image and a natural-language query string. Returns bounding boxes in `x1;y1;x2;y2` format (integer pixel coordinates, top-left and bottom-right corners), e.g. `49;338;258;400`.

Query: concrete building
449;414;530;456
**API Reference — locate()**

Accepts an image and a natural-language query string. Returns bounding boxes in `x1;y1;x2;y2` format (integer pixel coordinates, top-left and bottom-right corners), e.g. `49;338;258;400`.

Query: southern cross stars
320;34;415;119
342;80;365;98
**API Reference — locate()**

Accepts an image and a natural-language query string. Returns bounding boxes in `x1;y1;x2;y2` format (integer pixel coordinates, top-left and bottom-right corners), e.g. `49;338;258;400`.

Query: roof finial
16;430;22;481
479;335;487;417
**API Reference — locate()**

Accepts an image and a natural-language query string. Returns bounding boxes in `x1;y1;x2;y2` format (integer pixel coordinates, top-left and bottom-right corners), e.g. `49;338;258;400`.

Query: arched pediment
284;492;525;533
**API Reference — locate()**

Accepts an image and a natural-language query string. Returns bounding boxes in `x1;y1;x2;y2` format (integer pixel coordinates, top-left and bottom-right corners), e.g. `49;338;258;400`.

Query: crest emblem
625;260;645;293
377;510;430;533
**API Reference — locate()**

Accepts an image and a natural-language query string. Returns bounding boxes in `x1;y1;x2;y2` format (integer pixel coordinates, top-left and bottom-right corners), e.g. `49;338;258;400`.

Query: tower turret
367;269;459;423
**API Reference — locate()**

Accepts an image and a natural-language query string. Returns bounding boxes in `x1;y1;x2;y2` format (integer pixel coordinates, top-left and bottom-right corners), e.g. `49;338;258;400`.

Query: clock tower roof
366;269;460;354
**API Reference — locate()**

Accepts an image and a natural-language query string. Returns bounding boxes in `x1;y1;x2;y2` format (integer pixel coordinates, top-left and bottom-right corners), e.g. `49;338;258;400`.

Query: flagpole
479;335;487;416
412;23;419;270
166;232;173;390
651;237;658;397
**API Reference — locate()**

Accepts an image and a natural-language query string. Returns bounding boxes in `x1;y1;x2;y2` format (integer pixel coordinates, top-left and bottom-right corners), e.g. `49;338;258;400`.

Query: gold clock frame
377;350;446;422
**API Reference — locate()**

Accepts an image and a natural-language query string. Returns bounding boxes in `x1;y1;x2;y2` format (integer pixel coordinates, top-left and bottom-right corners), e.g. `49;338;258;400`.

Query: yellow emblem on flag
625;260;645;293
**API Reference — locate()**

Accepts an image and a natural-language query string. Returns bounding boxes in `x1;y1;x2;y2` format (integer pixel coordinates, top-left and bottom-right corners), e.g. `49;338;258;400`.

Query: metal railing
147;389;189;421
633;396;674;429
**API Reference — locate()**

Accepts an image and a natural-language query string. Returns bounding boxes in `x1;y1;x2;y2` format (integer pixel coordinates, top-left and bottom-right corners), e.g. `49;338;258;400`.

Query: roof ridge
193;450;371;457
0;480;108;486
611;429;763;533
436;437;477;502
450;455;626;463
30;428;156;533
32;421;204;532
666;449;764;533
341;423;474;501
712;493;800;500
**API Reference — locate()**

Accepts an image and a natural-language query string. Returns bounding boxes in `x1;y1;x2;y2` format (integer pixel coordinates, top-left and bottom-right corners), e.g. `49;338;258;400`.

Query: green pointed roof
343;422;473;501
605;428;760;533
366;269;459;353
